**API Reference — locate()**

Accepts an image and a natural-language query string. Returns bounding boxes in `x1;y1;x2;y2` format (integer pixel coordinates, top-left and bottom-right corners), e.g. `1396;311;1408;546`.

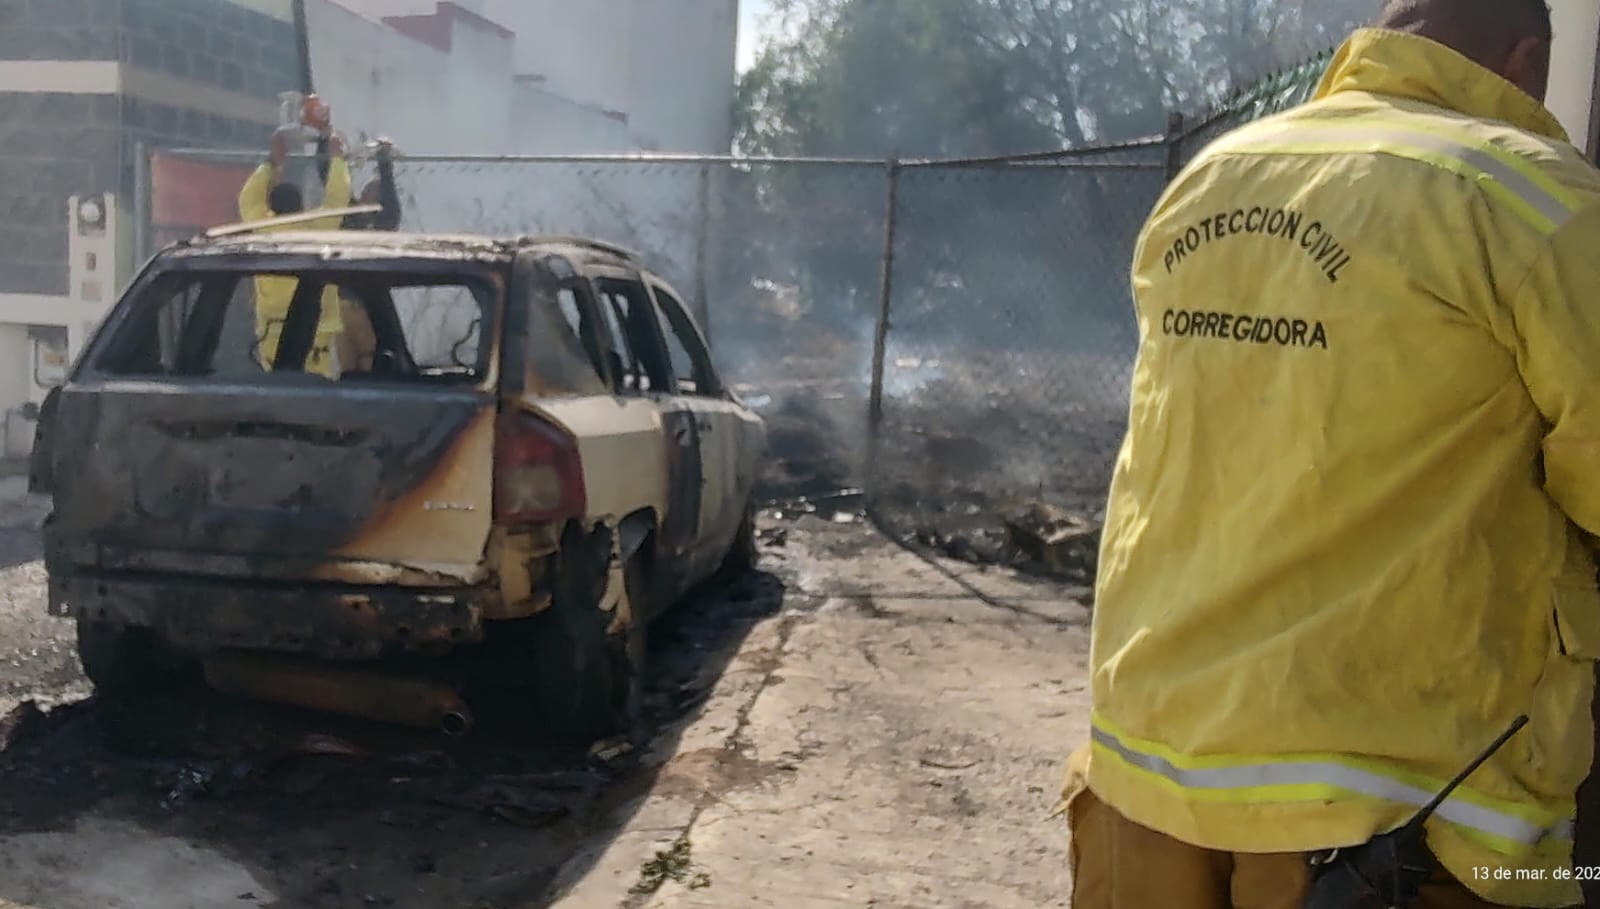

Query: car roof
168;230;645;268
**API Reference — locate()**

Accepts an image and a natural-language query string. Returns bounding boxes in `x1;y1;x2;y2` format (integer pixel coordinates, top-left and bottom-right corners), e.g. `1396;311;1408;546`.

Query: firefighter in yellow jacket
237;118;350;378
1063;1;1600;907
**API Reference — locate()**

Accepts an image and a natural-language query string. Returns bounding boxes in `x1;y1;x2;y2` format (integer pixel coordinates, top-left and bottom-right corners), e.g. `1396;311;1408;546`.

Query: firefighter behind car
236;98;349;378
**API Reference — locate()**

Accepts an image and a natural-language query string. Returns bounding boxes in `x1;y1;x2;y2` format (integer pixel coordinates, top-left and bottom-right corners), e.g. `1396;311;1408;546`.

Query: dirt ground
0;480;1094;908
0;476;88;719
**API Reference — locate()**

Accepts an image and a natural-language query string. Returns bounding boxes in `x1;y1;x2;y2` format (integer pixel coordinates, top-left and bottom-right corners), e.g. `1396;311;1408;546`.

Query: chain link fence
865;145;1168;561
133;49;1334;575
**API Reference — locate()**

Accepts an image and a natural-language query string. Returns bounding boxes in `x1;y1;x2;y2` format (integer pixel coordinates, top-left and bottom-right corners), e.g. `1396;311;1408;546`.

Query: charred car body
29;229;766;741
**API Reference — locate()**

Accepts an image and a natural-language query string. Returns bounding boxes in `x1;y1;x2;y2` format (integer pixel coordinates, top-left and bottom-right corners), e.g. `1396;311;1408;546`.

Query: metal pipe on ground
202;651;473;737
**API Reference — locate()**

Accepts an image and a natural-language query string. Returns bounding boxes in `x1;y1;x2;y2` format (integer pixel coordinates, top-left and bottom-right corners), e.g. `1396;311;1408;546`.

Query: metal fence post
866;156;902;482
132;141;150;266
695;162;712;347
1164;112;1186;181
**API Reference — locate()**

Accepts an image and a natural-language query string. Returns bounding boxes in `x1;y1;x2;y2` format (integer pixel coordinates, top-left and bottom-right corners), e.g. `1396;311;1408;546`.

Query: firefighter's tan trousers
1066;786;1511;909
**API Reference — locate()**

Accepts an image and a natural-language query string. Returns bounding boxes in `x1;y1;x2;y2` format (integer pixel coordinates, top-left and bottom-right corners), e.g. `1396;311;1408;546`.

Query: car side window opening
594;289;643;393
523;282;609;396
593;278;673;395
649;284;719;398
556;282;615;385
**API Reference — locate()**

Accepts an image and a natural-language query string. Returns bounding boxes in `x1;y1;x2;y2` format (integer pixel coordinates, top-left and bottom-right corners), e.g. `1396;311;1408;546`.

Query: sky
737;0;775;73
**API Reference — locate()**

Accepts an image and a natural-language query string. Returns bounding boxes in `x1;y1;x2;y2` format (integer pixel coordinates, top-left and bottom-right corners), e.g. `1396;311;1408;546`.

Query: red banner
150;153;258;248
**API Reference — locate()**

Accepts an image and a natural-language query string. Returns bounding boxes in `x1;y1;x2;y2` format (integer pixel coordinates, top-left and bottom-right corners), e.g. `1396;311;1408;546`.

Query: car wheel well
618;508;659;566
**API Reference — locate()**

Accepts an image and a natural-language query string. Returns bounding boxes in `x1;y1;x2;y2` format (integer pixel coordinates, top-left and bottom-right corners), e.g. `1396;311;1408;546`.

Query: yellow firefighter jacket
1080;27;1600;907
237;157;351;377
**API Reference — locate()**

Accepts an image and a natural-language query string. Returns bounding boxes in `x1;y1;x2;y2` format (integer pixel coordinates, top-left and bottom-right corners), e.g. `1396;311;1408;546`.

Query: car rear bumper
50;572;487;660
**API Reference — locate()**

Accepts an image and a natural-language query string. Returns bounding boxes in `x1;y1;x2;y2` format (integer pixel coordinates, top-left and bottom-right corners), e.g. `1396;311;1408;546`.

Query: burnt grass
754;372;1121;585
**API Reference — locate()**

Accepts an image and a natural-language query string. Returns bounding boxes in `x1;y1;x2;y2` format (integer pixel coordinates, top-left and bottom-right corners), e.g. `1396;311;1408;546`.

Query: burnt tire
523;538;651;746
75;620;182;694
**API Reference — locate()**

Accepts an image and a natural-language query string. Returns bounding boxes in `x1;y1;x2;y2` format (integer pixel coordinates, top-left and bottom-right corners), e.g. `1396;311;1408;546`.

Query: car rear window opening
94;266;500;386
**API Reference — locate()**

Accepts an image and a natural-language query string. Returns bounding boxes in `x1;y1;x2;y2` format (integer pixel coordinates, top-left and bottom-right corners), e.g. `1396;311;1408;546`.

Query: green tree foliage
737;0;1374;156
735;0;1061;158
717;0;1373;355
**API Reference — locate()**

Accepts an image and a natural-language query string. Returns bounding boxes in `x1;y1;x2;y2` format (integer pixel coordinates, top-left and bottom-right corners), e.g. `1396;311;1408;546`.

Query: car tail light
494;411;586;524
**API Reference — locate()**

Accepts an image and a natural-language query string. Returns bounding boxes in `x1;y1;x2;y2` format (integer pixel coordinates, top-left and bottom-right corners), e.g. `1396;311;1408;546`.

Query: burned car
29;229;766;741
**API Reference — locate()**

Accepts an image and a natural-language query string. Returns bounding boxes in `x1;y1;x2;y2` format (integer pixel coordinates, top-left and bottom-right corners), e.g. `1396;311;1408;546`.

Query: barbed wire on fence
1172;46;1335;167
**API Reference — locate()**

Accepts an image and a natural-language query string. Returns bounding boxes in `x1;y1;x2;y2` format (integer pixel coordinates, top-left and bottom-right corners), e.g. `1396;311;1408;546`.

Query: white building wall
1549;0;1600;155
302;2;483;154
477;0;636;117
318;0;435;25
302;0;741;156
328;0;737;154
0;324;28;457
513;82;635;154
444;12;515;152
625;0;739;153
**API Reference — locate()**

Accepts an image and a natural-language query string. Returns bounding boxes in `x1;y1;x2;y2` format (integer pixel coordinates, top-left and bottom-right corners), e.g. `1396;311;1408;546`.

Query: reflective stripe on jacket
1085;28;1600;908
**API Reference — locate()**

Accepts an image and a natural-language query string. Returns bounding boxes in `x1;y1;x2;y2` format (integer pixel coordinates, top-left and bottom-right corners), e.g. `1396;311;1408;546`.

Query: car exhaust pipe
439;707;472;738
202;651;474;737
